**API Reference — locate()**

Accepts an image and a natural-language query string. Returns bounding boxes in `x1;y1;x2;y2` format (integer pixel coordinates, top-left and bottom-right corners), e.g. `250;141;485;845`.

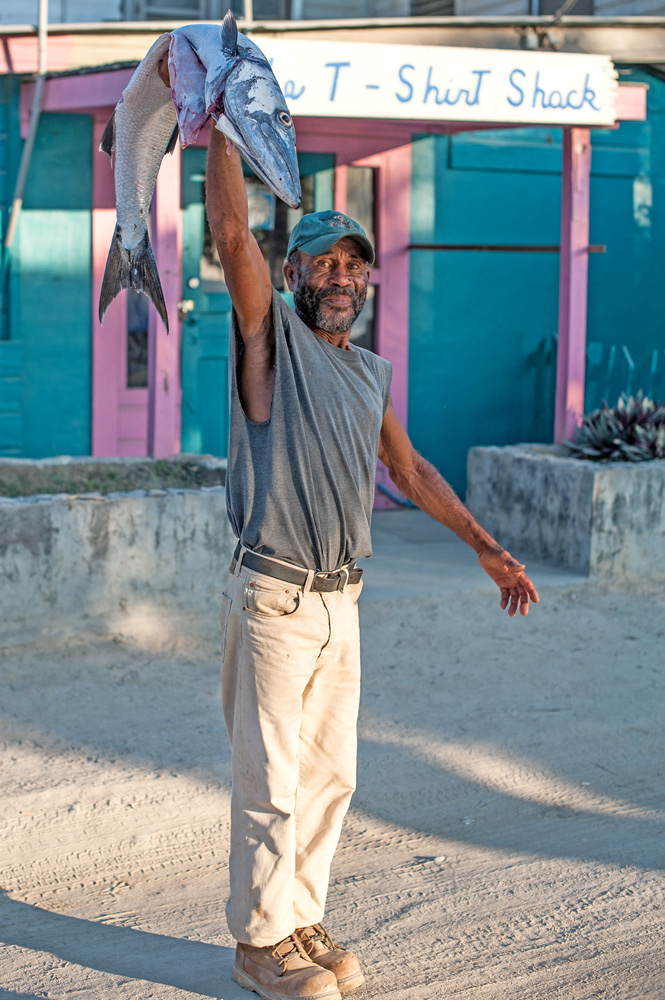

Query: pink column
91;114;122;456
147;145;182;458
333;164;347;214
348;143;412;507
555;127;591;443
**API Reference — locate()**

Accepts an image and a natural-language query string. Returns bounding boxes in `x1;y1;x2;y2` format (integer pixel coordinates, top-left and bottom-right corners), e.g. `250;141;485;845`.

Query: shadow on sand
0;890;243;999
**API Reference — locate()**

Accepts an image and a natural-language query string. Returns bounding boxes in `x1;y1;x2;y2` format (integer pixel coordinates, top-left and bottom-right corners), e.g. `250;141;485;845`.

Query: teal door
409;84;665;497
180;149;334;457
1;105;92;458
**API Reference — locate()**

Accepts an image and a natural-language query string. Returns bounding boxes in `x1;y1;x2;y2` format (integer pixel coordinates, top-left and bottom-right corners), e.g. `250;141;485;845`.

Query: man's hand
157;57;171;89
478;545;539;617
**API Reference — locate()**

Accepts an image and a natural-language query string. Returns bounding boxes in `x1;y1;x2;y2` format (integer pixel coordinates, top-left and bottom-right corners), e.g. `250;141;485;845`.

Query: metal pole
244;0;254;28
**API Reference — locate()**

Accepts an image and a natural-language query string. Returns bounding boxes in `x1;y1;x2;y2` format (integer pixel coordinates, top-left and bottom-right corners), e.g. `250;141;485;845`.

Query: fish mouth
215;114;301;210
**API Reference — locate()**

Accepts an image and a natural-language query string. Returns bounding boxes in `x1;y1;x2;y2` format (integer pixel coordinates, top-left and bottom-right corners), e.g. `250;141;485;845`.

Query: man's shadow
0;890;247;999
0;992;51;1000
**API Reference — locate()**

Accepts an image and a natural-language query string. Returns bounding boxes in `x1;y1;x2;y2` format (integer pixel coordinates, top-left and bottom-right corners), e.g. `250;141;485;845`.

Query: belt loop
302;569;316;594
339;567;349;592
234;544;250;576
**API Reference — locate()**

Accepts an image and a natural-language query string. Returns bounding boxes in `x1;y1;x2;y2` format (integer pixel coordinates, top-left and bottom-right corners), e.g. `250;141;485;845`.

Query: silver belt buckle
318;567;349;592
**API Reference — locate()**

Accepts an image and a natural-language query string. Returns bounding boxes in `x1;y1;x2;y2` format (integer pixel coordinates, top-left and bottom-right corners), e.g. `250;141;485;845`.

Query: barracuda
99;11;301;333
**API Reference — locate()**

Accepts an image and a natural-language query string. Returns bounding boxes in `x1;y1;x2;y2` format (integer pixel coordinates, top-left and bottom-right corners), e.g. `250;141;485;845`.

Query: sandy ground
1;512;665;1000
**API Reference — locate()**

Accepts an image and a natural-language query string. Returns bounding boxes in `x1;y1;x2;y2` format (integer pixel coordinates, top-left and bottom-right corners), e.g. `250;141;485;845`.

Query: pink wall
1;33;73;74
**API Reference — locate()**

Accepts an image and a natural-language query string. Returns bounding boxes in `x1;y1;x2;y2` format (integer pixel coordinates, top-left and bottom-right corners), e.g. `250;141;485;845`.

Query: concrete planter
466;444;665;581
0;484;236;645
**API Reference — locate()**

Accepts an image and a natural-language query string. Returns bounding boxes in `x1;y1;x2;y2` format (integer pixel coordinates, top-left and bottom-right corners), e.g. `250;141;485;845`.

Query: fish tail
99;227;169;333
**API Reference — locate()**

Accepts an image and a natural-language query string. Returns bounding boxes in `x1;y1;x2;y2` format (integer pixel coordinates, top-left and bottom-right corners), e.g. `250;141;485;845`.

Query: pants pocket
244;578;301;619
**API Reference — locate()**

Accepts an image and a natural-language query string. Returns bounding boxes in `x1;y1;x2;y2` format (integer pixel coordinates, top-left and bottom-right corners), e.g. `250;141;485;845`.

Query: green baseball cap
287;210;375;266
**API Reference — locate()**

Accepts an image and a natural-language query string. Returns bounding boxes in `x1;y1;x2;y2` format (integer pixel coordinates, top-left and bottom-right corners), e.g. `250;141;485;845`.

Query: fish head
215;57;301;210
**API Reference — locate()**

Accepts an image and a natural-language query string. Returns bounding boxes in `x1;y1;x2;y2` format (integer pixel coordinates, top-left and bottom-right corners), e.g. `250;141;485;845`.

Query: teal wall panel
409;131;560;497
11;112;92;457
0;75;21;347
585;70;665;409
0;341;22;455
408;69;665;497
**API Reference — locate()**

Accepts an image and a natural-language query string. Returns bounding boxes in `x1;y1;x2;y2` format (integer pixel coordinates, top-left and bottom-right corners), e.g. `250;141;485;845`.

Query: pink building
0;22;648;495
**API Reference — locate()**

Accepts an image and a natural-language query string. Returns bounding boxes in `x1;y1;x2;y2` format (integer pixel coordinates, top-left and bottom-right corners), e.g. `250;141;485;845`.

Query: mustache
319;288;355;302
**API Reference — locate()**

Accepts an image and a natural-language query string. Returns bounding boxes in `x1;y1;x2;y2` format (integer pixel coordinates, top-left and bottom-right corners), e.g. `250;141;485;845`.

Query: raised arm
378;398;539;616
156;56;272;338
205;128;275;421
205;128;273;338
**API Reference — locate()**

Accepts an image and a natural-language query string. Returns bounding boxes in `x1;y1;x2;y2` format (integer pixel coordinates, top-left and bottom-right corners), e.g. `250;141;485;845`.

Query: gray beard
293;282;367;335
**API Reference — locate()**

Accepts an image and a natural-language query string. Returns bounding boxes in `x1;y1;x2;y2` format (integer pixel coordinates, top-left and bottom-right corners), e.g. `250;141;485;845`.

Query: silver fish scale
114;35;177;253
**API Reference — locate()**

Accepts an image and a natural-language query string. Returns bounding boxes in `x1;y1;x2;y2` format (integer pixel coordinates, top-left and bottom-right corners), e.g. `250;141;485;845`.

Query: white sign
257;39;618;127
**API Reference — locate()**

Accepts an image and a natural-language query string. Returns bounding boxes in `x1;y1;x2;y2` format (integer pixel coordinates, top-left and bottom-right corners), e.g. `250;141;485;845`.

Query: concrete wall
0;487;236;645
467;444;665;581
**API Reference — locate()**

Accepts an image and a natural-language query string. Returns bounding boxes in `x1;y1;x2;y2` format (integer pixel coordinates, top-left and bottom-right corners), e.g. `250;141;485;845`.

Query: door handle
177;299;196;323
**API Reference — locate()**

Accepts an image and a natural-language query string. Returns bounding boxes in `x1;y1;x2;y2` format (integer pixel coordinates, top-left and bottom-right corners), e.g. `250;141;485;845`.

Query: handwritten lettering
395;63;415;103
262;45;610;124
325;61;351;102
507;68;525;107
532;71;600;111
284;80;305;100
423;67;490;107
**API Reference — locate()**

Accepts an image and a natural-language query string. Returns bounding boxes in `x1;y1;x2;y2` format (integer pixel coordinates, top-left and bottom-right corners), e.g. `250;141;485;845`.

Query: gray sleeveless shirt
226;290;392;573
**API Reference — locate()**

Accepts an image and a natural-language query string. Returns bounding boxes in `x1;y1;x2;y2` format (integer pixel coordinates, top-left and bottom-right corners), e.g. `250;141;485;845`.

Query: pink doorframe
92;112;152;456
91;113;182;459
295;118;412;506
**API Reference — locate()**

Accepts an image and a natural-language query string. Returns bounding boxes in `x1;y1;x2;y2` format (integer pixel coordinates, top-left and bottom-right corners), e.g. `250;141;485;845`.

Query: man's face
284;237;370;335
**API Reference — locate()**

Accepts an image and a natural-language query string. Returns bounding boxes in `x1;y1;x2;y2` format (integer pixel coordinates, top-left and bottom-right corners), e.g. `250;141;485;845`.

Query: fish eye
278;111;292;127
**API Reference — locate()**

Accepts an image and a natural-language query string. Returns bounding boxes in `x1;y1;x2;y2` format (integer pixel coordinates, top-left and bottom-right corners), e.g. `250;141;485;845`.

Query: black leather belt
230;542;362;593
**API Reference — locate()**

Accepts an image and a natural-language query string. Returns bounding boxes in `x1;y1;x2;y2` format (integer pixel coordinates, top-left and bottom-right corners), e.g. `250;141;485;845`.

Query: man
205;126;538;1000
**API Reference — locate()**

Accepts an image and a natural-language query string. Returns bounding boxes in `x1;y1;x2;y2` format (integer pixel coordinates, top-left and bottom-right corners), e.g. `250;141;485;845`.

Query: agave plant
565;392;665;462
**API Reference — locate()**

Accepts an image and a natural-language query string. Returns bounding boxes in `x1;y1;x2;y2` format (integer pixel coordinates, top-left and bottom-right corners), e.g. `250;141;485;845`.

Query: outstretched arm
378;398;539;616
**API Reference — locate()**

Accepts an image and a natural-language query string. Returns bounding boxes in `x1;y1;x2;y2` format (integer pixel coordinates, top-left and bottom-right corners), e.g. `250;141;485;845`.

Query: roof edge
3;15;665;37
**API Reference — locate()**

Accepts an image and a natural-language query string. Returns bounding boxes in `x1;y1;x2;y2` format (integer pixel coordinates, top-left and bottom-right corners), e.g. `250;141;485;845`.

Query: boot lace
271;934;309;971
302;923;337;954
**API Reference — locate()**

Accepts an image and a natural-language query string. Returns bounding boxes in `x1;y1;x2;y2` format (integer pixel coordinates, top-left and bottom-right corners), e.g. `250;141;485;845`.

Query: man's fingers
508;588;520;617
492;559;540;617
522;576;539;604
157;56;171;88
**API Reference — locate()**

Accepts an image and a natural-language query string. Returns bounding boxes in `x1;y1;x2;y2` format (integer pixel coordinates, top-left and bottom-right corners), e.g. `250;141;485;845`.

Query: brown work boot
295;925;364;994
233;933;342;1000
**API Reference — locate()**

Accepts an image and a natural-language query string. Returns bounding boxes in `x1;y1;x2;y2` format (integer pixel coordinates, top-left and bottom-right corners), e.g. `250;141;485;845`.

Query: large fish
99;11;301;332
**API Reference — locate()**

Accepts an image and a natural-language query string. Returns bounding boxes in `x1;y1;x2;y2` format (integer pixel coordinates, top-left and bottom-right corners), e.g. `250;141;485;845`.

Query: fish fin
221;9;238;56
165;123;179;155
99;111;115;157
99;227;169;333
215;114;243;148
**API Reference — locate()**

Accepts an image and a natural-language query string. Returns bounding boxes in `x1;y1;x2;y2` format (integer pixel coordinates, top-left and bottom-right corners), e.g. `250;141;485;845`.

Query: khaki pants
219;557;363;947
